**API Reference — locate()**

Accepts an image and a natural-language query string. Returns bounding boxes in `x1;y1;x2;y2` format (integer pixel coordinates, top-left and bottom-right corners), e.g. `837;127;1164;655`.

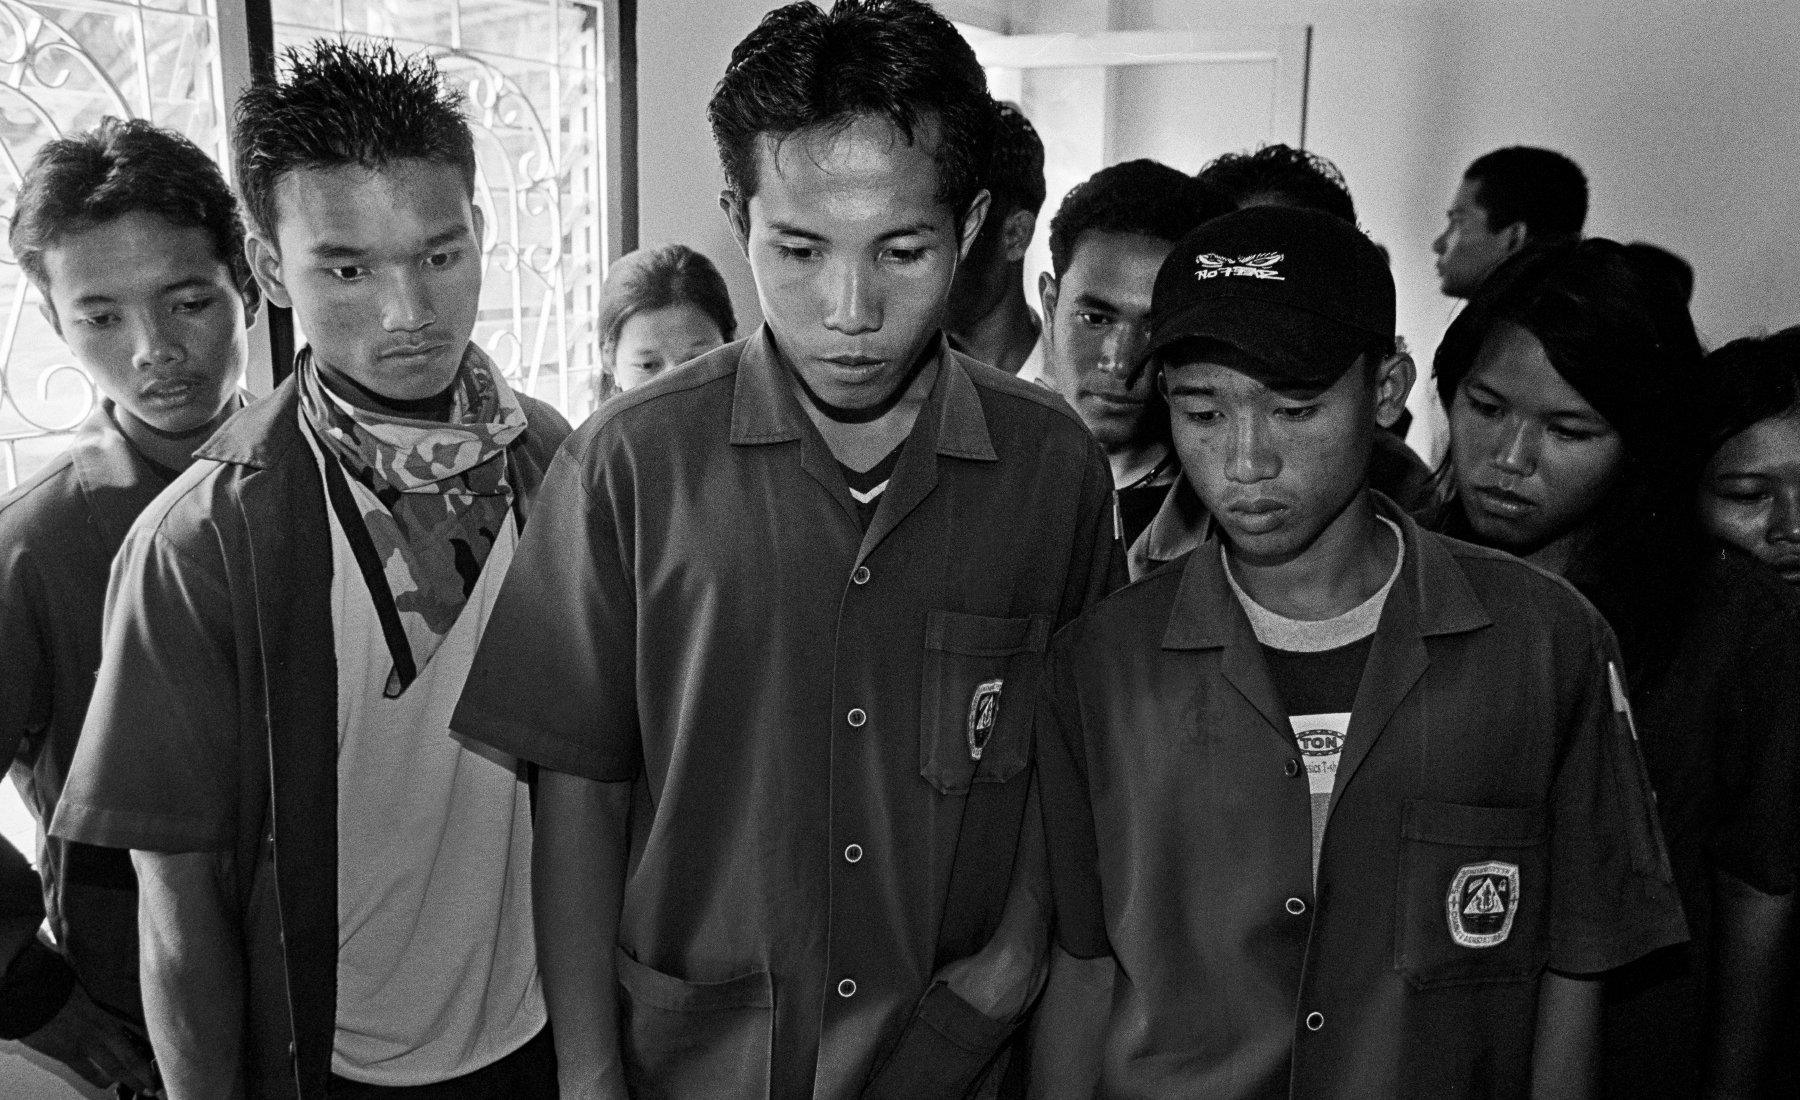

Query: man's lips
1082;390;1145;409
379;342;447;361
1223;498;1288;534
140;376;209;402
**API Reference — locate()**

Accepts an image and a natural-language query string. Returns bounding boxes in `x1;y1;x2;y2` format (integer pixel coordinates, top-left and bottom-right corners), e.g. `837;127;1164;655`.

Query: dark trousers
326;1027;557;1099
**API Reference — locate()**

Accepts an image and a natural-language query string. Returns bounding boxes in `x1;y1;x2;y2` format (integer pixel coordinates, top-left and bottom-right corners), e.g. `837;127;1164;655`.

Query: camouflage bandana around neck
297;342;526;697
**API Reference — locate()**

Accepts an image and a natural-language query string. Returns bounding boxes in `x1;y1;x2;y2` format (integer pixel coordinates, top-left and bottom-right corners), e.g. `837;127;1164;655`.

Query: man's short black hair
987;101;1046;216
707;0;994;218
1047;159;1232;278
1195;143;1356;224
234;40;477;239
10;116;256;324
1463;146;1587;240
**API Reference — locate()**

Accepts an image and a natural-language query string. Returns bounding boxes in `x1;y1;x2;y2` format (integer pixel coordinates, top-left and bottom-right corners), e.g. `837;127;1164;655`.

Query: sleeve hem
1548;917;1689;977
450;711;635;783
49;803;233;854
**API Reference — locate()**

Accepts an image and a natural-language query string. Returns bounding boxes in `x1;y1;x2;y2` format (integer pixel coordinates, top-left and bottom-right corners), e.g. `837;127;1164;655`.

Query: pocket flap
615;947;774;1012
925;611;1051;657
1401;800;1547;847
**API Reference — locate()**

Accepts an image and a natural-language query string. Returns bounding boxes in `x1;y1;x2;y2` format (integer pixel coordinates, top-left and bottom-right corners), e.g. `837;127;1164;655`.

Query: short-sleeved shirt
1;401;176;1027
51;378;570;1098
452;328;1123;1100
1600;545;1800;1098
1037;497;1686;1100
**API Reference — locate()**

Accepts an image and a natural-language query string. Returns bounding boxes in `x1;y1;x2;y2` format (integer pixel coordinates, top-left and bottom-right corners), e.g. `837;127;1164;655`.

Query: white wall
638;0;1800;451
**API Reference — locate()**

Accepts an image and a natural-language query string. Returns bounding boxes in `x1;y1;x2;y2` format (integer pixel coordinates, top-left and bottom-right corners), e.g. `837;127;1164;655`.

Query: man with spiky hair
451;1;1121;1097
2;115;257;1099
53;41;570;1099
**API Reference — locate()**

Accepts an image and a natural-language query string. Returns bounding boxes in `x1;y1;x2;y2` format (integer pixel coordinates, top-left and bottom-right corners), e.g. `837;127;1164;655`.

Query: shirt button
838;978;857;998
845;844;863;863
852;565;871;585
847;708;867;727
1305;1011;1324;1031
1284;758;1301;778
1285;897;1307;915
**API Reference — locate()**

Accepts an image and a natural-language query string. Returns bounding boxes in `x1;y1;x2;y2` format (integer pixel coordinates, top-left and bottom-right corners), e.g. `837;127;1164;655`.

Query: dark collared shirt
1039;498;1686;1100
1128;432;1436;579
453;328;1122;1100
1;402;170;1033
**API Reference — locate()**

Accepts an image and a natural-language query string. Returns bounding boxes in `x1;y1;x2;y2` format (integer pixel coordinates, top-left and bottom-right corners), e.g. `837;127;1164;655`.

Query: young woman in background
1430;240;1799;1099
591;243;736;406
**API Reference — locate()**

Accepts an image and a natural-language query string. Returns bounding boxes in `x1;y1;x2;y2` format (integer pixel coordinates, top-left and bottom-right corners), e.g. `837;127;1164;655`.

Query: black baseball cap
1142;205;1396;387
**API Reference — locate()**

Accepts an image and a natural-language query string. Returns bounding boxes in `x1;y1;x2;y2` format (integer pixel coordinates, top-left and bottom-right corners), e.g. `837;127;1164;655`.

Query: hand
20;981;162;1098
559;1066;630;1100
937;935;1050;1024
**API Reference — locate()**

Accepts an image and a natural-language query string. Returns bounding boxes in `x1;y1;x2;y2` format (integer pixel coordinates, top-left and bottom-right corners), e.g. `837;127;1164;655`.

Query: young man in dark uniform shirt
1;118;257;1096
52;43;570;1098
451;2;1122;1097
1036;160;1231;550
1032;206;1686;1099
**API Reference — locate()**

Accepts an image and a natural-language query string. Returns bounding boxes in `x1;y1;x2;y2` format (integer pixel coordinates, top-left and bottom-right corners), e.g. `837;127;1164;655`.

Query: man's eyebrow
307;241;367;261
157;276;222;296
422;226;472;250
765;221;826;241
1164;381;1216;398
1070;291;1123;313
70;292;119;308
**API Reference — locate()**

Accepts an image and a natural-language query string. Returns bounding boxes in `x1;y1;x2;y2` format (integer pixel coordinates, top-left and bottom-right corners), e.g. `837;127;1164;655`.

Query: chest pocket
1395;800;1550;988
919;611;1051;794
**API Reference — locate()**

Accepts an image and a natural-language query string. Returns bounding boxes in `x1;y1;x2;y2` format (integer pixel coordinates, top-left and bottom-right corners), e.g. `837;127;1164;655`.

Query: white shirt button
852;565;871;585
1306;1011;1324;1031
845;844;863;863
838;978;857;998
847;708;867;727
1285;897;1307;915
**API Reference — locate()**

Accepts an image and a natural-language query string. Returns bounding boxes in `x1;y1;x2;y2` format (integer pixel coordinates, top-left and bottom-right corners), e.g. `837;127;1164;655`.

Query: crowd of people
2;0;1796;1098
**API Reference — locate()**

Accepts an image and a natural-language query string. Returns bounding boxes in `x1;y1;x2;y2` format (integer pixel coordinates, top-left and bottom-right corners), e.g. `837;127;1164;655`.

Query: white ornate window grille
272;0;609;426
0;0;609;490
0;0;227;489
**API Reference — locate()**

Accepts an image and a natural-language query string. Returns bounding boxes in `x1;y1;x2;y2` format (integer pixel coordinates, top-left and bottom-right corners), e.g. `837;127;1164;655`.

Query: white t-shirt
1225;518;1405;880
309;427;545;1085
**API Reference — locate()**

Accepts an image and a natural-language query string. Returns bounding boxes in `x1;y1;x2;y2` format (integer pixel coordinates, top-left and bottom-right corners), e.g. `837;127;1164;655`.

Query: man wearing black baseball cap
1127;203;1435;575
1029;206;1686;1098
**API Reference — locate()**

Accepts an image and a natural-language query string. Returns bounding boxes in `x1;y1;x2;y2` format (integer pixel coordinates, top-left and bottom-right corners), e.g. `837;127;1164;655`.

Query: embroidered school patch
1193;251;1286;281
966;678;1003;761
1446;861;1519;948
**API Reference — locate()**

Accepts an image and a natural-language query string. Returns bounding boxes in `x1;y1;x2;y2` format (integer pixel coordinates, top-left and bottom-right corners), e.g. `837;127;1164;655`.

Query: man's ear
1001;208;1036;264
956;188;992;262
720;190;751;257
1498;219;1531;259
36;299;60;338
246;234;293;311
471;204;486;251
1037;271;1059;342
1372;350;1417;430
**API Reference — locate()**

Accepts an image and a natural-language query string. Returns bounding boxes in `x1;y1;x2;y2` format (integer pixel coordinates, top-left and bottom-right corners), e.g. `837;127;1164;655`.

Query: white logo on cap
1194;251;1285;281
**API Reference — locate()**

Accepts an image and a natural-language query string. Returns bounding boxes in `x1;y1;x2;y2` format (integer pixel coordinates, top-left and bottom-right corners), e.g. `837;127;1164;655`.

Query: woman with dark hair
1698;327;1800;586
1430;240;1800;1098
591;243;736;405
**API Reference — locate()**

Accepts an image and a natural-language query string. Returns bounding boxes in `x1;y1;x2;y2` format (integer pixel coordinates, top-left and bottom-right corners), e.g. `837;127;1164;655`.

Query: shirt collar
1161;492;1491;650
728;325;997;461
195;374;304;470
68;400;168;545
